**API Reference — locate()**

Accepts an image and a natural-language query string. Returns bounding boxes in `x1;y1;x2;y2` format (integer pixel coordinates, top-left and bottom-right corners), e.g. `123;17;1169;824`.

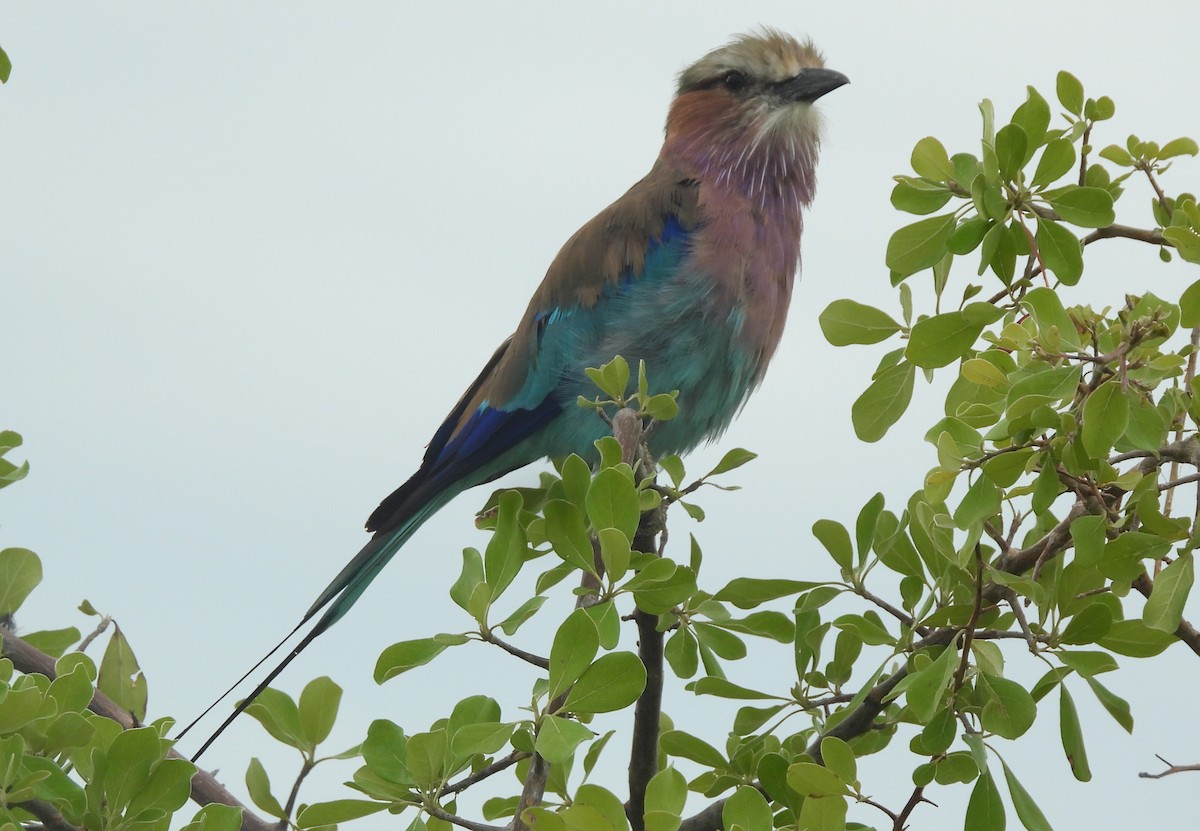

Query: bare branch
1139;753;1200;780
441;751;529;798
425;804;506;831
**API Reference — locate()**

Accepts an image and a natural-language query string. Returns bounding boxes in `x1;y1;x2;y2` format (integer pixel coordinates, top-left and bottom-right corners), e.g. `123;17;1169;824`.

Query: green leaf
0;548;42;615
891;178;954;214
819;299;901;346
246;758;286;819
1160;137;1199;159
1060;603;1112;645
706;448;758;477
797;792;847;831
954;475;1001;530
1085;675;1133;734
1081;382;1129;457
452;722;515;759
664;626;699;679
98;626;147;722
375;634;468;683
659;731;726;768
0;46;10;84
979;673;1037;739
1098;618;1176;657
297;799;388;828
812;519;853;570
574;784;631;831
182;804;244;831
1032;139;1076;188
1036;219;1083;285
1056;71;1083;116
1180;279;1200;327
1000;760;1054;831
961;358;1008;388
297;676;342;748
1056;650;1117;677
820;737;857;783
903;642;958;721
1143;552;1194;633
722;786;773;831
535;715;593;764
645;767;686;831
948;217;992;255
549;609;600;700
245;688;304;749
712;577;819;608
965;772;1006;831
497;595;548;636
450;548;484;615
832;613;894;646
852;361;915;442
911;136;955;180
1164;226;1200;264
996;123;1029;180
1022;286;1080;349
485;490;527;601
907;312;984;369
563;652;645;714
543;500;598;575
643;392;679;421
586;356;630;400
103;727;163;812
1047;187;1116;228
1098;144;1134;166
786;762;847;797
587;468;640;538
689;676;779;700
886;213;958;277
405;730;447;787
361;719;410;783
1059;686;1091;781
1011;87;1050;155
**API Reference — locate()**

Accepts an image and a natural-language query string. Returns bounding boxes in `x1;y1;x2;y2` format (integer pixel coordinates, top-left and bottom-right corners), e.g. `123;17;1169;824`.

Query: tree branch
1;631;272;831
477;631;550;670
440;751;529;798
16;799;80;831
1139;754;1200;779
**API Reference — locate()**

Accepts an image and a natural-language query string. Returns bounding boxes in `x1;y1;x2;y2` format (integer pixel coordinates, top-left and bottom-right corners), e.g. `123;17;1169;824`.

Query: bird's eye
721;70;749;91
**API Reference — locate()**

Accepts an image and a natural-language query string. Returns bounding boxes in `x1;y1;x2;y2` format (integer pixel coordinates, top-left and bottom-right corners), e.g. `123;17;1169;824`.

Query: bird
187;28;847;759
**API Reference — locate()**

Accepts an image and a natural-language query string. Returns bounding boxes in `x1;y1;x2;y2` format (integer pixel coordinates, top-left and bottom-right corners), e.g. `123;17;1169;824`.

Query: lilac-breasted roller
190;29;846;756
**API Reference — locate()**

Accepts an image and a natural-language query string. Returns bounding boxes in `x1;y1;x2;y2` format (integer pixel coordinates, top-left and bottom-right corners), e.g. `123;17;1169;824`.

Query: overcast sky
5;3;1200;829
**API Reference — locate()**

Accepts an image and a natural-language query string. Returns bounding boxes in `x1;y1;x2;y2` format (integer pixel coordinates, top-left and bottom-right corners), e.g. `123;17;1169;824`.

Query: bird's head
663;29;848;209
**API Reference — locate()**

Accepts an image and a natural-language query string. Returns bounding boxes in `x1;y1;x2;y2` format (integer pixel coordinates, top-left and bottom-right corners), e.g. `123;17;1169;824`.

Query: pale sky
5;3;1200;829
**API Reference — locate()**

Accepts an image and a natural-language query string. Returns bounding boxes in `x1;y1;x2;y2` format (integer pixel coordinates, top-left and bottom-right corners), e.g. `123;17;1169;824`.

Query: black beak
776;68;850;103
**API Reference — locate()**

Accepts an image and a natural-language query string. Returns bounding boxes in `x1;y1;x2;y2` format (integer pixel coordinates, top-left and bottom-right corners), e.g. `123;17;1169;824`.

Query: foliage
2;73;1199;831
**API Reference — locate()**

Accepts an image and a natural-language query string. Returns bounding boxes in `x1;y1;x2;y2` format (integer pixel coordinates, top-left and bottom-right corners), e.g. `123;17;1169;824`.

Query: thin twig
441;751;530;798
478;631;550;670
76;614;112;653
893;786;936;831
1139;754;1200;779
277;759;316;831
425;804;506;831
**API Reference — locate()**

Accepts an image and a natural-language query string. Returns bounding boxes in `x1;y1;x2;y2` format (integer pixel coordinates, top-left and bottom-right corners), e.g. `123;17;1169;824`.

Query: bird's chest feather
528;209;800;460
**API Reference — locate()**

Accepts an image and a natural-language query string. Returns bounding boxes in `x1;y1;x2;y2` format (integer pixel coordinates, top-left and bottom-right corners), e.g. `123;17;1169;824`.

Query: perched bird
189;28;846;758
